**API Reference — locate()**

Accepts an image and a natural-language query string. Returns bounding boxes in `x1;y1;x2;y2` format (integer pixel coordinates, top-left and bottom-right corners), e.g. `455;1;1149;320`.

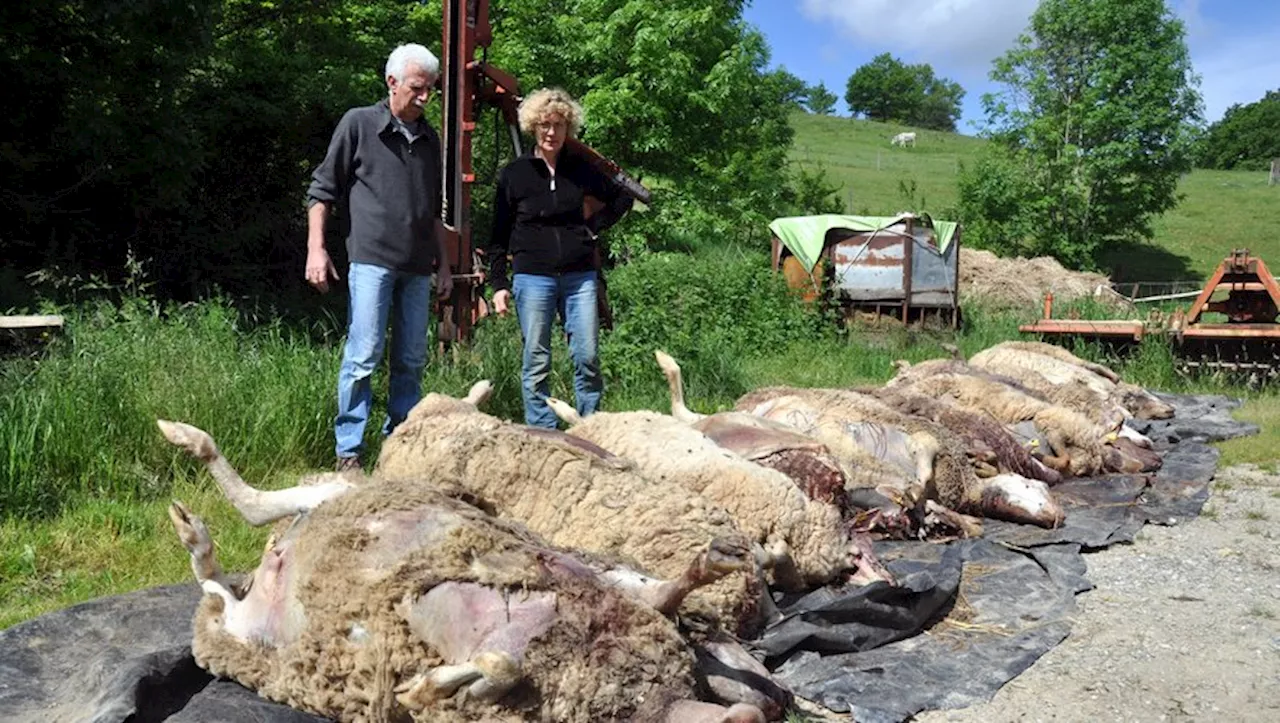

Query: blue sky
743;0;1280;133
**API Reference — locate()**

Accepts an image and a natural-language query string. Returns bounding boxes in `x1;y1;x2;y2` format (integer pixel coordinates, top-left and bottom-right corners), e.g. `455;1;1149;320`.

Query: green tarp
769;214;959;273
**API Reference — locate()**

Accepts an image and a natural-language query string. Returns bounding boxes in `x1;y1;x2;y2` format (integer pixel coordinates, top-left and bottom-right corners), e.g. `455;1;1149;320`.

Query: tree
771;68;810;108
1195;90;1280;170
958;0;1201;269
0;0;839;297
843;53;963;130
806;82;837;115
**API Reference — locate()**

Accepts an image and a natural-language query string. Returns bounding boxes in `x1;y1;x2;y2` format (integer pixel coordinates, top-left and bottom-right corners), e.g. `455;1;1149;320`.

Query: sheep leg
602;537;754;616
157;420;354;526
655;350;706;423
922;500;984;538
395;651;521;709
167;501;237;595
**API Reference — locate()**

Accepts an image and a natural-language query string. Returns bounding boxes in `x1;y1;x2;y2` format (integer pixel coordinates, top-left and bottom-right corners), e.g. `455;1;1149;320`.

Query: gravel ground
911;463;1280;723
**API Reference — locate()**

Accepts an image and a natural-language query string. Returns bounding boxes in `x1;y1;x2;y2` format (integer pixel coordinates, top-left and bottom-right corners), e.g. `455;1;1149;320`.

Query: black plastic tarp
0;394;1258;723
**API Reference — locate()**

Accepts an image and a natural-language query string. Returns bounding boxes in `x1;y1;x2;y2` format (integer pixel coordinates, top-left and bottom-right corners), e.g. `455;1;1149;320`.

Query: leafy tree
843;53;963;130
1;0;839;300
806;82;837;115
958;0;1201;269
771;67;810;108
1194;90;1280;171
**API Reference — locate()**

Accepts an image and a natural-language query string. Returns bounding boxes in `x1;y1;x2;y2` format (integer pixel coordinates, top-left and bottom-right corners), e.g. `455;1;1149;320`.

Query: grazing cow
891;132;916;147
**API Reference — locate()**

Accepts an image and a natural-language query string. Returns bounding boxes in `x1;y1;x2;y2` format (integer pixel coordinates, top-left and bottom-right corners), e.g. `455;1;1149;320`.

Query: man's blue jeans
335;263;432;458
512;271;602;428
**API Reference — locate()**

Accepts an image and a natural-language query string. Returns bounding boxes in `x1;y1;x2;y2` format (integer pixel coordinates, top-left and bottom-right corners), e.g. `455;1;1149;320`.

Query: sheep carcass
159;419;773;723
868;386;1063;486
970;341;1174;422
886;361;1160;477
655;351;853;510
736;386;1064;529
374;385;774;641
539;400;893;591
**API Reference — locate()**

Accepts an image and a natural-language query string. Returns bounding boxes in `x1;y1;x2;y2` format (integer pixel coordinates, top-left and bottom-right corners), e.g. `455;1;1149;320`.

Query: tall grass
0;297;341;518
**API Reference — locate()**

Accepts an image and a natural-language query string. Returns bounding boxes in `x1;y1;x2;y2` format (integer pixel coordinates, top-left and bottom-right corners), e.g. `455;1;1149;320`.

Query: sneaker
335;455;362;473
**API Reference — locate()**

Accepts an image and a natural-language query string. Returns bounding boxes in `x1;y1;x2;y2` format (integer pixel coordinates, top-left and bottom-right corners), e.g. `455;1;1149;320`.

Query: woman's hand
493;289;512;316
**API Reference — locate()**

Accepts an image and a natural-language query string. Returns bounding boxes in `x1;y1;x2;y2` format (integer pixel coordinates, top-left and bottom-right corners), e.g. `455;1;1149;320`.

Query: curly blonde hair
517;88;584;137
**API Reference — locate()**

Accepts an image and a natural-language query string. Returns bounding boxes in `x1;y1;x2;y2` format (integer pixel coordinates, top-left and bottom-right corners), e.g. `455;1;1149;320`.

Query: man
305;43;453;471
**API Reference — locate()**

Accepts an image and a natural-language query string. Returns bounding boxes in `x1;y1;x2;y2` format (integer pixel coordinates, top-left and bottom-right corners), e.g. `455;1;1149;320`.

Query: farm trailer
769;213;962;327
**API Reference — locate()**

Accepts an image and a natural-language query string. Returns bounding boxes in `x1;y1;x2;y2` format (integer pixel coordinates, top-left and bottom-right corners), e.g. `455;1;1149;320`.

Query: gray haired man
305;43;453;471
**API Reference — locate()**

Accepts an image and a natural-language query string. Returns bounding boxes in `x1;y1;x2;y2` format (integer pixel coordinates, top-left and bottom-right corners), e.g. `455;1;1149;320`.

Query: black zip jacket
486;148;632;293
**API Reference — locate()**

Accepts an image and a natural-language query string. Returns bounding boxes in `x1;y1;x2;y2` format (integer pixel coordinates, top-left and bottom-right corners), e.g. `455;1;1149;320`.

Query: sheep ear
544;397;583;425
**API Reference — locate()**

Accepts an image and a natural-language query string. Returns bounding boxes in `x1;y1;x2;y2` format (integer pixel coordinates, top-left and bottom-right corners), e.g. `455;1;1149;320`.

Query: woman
487;88;633;428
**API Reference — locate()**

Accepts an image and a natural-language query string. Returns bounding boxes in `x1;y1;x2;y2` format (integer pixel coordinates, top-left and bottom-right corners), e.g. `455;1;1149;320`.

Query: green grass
788;112;1280;281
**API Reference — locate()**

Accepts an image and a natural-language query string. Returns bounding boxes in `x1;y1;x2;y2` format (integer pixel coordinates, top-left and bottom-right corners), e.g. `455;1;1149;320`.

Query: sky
742;0;1280;133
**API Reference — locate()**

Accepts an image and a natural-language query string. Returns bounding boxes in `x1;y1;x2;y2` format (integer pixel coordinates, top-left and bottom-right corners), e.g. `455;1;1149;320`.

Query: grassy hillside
788;112;1280;281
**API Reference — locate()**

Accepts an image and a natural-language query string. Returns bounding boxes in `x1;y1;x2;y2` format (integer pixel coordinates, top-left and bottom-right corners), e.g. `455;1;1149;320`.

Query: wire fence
1109;280;1206;303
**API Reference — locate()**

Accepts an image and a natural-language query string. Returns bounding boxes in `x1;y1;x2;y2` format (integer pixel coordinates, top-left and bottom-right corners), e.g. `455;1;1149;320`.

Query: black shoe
335;455;362;473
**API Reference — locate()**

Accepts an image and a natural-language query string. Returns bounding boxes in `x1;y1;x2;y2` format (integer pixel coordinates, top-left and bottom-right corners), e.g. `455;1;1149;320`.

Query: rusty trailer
769;213;961;327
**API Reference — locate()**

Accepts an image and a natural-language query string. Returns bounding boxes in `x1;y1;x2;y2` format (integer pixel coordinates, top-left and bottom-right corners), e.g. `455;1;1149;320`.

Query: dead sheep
654;350;855;511
158;420;772;723
970;341;1174;421
886;363;1160;477
542;399;894;589
373;386;772;638
735;386;1064;529
869;386;1063;487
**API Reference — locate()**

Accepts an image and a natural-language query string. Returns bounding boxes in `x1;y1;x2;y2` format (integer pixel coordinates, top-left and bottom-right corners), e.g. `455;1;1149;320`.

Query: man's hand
436;270;454;300
493;289;512;316
305;248;339;293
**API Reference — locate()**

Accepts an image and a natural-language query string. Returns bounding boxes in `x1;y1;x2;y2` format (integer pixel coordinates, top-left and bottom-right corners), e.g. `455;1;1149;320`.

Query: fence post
1271;158;1279;186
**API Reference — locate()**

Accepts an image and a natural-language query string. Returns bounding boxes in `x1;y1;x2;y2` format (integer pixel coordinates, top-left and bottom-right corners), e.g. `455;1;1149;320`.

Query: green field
788;112;1280;281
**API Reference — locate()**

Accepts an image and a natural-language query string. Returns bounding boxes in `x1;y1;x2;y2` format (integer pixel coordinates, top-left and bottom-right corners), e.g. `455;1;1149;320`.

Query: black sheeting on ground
0;394;1259;723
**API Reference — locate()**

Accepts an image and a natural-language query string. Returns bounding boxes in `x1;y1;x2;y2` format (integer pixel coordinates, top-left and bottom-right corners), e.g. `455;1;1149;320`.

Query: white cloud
799;0;1038;72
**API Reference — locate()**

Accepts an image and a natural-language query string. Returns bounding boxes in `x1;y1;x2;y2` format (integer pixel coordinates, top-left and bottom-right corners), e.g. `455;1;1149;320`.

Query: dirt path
911;463;1280;723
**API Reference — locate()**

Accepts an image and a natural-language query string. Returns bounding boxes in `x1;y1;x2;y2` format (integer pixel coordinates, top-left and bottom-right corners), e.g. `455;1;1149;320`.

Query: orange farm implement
1021;249;1280;383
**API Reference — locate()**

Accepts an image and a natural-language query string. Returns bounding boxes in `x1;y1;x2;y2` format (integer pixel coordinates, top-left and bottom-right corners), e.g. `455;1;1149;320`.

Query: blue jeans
512;271;602;428
335;263;432;458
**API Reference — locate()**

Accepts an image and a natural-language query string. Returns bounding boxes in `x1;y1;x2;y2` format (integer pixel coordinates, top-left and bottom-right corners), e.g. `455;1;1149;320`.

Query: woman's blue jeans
335;262;432;458
512;271;602;428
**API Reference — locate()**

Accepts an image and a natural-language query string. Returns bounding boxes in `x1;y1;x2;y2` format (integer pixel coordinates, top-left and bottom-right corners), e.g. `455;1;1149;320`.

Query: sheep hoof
168;501;212;557
702;538;753;578
397;652;522;709
463;650;522;702
157;420;218;462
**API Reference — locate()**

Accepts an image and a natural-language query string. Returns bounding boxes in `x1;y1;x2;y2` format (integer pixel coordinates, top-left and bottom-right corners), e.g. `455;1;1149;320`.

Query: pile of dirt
960;248;1120;310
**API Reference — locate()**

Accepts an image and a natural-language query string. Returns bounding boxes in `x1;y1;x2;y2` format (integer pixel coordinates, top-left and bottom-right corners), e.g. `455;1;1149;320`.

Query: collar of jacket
375;98;427;140
520;145;581;172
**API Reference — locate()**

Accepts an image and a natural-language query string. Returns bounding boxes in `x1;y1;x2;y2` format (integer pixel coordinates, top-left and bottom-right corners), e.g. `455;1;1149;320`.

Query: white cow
891;132;917;147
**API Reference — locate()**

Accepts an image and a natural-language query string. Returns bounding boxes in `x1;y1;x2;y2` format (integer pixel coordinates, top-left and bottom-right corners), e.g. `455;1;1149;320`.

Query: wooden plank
0;315;65;330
